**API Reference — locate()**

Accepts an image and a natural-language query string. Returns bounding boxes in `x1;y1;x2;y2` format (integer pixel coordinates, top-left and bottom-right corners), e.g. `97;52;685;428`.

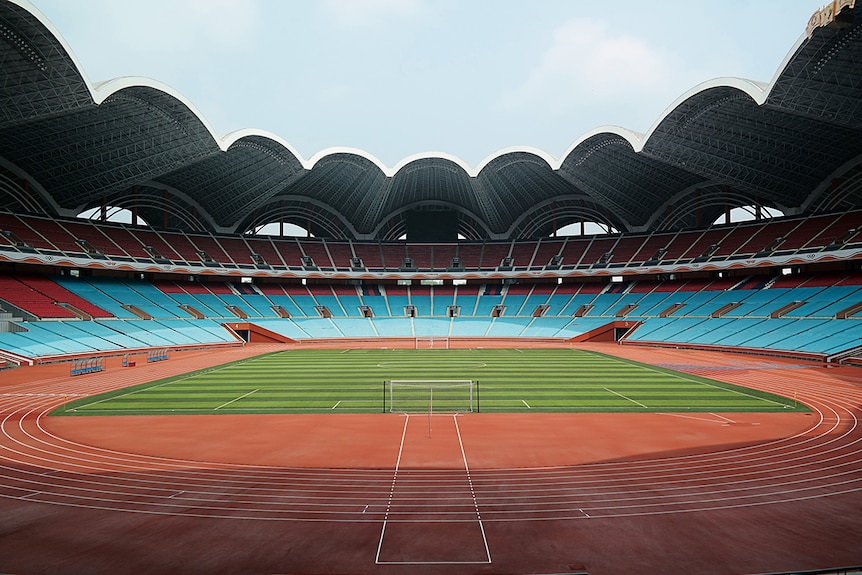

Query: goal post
414;336;449;349
386;379;477;413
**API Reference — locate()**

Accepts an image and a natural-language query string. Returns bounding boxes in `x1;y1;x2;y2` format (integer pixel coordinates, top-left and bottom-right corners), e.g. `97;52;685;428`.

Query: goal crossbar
414;336;449;349
387;379;475;413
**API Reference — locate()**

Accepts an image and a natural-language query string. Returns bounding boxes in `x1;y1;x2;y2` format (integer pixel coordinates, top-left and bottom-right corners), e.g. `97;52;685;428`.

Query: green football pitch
56;348;806;416
54;349;806;415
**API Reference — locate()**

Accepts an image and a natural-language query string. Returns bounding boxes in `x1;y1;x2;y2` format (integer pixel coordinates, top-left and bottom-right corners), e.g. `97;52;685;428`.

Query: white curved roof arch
558;126;646;163
92;76;225;143
307;146;393;175
221;128;310;164
641;76;771;145
473;146;559;176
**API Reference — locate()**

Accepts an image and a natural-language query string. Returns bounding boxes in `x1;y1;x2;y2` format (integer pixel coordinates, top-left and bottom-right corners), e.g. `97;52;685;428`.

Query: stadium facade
0;0;861;365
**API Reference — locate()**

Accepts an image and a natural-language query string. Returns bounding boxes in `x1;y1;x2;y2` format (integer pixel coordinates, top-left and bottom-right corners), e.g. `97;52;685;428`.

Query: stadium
1;0;862;573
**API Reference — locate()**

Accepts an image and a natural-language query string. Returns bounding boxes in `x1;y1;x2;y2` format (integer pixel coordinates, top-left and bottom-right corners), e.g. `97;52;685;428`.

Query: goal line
384;379;479;413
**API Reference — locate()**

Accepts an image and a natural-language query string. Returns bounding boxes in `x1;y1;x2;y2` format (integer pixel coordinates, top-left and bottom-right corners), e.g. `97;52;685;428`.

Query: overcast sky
32;0;817;169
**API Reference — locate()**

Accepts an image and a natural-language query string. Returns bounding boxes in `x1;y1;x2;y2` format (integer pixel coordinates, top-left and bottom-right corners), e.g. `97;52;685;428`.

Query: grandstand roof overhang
1;0;862;239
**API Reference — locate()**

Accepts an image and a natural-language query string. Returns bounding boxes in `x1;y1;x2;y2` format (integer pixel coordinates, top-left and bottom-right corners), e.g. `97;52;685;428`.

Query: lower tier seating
1;272;861;359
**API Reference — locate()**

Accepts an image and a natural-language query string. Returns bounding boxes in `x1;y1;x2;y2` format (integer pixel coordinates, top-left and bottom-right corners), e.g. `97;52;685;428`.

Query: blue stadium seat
330;317;378;337
373;318;414;337
486;317;532;336
520;317;574;337
413;318;452;337
449;318;491;337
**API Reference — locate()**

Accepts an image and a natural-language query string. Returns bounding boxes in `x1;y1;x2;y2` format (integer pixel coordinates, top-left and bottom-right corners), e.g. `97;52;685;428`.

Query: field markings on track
604;387;648;409
710;412;737;424
584;350;791;408
6;372;862;525
656;412;737;424
374;415;492;564
454;414;493;564
214;389;258;410
375;415;409;564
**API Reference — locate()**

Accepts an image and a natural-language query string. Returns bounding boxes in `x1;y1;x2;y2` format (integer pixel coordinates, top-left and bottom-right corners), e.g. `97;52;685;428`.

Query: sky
32;0;818;170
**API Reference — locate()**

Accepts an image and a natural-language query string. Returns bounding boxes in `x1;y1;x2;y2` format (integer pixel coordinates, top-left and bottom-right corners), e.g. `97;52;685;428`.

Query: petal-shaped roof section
154;134;306;229
0;0;861;239
0;1;92;125
558;131;704;228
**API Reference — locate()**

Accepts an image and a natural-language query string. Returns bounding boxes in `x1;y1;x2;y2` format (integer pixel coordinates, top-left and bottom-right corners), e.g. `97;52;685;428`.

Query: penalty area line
70;357;262;411
214;389;258;410
604;387;648;409
584;350;789;408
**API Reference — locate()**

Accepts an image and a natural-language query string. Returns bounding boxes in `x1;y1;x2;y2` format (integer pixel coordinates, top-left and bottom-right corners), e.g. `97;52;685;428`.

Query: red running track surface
0;344;861;574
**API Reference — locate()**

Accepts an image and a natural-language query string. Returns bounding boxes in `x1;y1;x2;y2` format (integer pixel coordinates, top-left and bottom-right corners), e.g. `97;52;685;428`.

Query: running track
1;343;861;574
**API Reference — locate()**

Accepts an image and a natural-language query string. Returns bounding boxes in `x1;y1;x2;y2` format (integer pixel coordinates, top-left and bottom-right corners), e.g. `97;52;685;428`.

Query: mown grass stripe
56;348;806;416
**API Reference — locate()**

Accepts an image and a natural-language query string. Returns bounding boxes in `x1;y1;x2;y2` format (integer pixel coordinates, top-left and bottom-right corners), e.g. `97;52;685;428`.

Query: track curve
2;345;862;575
1;346;861;525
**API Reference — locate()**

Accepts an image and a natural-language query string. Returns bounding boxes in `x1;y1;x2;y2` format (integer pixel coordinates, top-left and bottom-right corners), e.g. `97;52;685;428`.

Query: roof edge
9;0;818;180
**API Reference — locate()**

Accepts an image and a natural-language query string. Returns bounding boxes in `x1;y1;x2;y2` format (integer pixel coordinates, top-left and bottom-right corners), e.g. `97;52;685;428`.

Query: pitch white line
454;414;492;564
586;350;790;408
71;378;179;410
375;415;409;564
214;389;258;411
70;355;266;411
604;387;648;409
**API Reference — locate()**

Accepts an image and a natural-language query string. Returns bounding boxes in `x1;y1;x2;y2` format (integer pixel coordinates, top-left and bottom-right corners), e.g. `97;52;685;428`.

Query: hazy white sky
32;0;817;168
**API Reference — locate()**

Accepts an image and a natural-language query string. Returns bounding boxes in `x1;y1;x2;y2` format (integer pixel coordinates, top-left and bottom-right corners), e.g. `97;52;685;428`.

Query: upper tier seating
2;210;862;273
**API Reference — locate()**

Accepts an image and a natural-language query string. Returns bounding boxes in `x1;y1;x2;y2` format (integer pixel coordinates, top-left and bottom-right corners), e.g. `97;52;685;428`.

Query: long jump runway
1;344;862;574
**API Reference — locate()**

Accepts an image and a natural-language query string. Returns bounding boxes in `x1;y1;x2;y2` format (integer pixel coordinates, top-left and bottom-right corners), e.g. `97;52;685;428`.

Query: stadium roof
0;0;861;240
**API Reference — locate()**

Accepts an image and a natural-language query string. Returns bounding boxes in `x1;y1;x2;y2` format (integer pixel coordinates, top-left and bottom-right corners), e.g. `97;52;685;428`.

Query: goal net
388;380;475;413
415;336;449;349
